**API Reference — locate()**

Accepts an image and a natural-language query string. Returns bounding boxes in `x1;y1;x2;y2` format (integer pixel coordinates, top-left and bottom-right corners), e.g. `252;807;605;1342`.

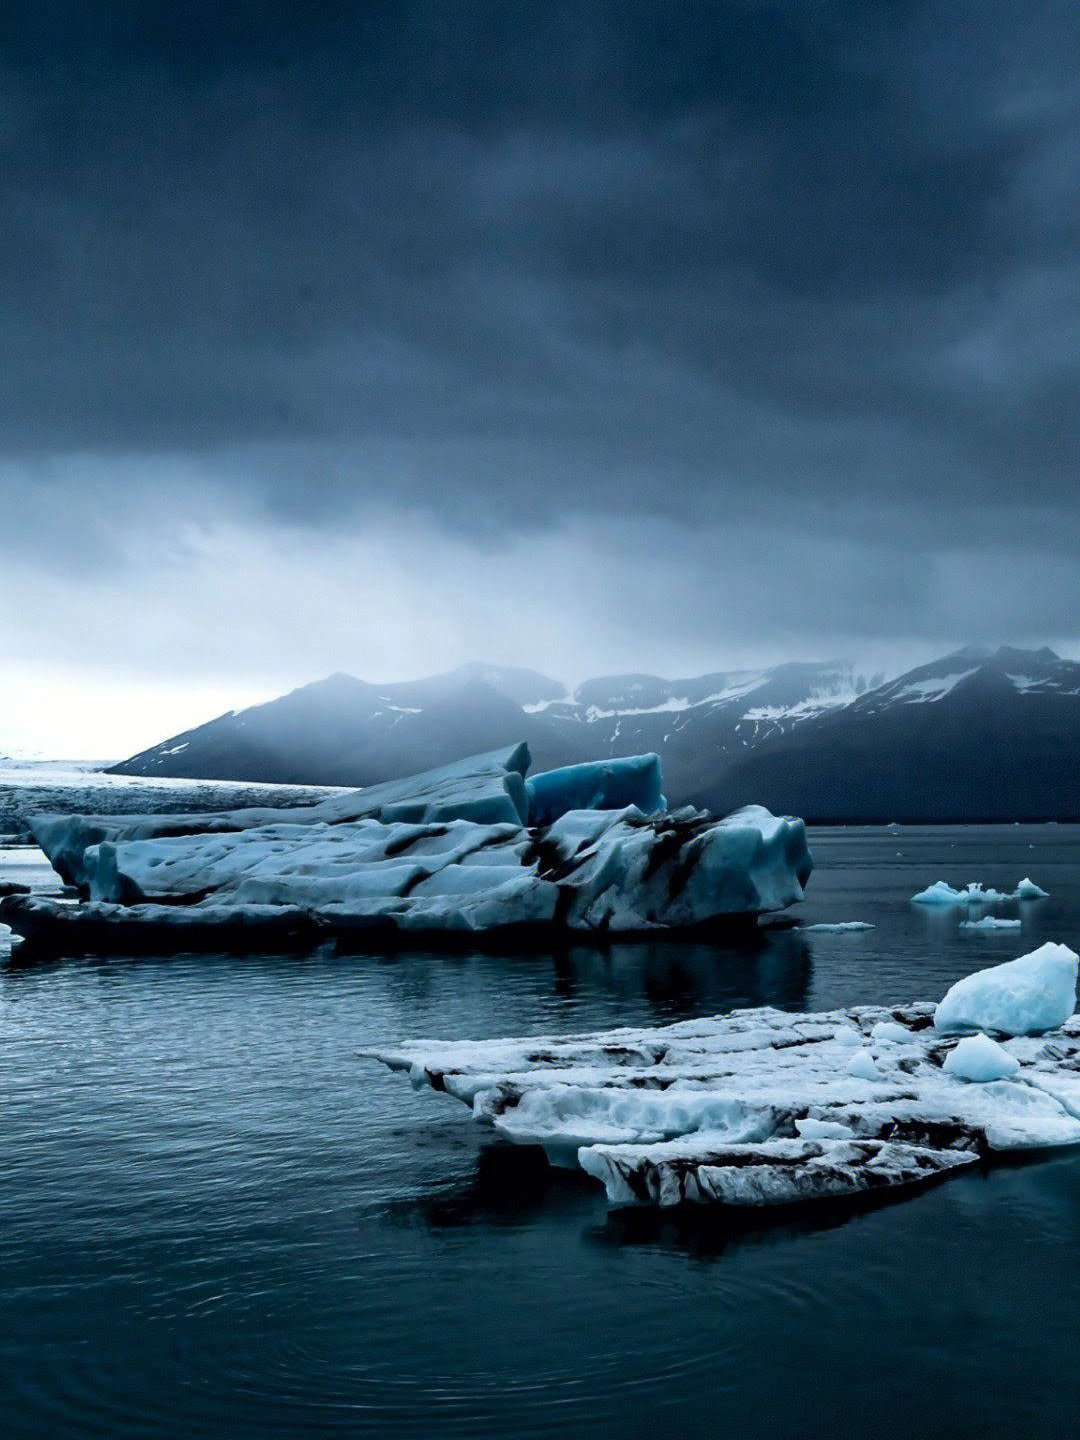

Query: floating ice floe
3;748;812;950
802;921;875;932
365;944;1080;1211
911;879;1049;905
959;917;1023;932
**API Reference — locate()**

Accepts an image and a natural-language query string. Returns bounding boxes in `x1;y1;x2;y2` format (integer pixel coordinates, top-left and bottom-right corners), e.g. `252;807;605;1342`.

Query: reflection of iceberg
367;944;1080;1212
4;747;813;951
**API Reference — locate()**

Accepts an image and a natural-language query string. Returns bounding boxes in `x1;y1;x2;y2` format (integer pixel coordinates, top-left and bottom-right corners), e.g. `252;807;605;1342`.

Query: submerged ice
367;943;1080;1211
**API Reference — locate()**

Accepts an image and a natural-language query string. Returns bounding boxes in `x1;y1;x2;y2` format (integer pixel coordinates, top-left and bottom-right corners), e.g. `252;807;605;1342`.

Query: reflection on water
6;824;1080;1439
546;931;813;1018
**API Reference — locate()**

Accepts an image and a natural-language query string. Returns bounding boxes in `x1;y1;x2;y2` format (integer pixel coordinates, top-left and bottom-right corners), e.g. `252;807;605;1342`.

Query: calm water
4;805;1080;1438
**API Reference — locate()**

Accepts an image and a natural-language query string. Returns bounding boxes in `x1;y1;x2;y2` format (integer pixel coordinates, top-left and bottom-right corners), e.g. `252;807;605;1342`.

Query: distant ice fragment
943;1034;1022;1083
959;917;1022;931
1015;877;1050;899
934;942;1078;1036
912;879;1050;905
803;921;875;932
912;881;1012;905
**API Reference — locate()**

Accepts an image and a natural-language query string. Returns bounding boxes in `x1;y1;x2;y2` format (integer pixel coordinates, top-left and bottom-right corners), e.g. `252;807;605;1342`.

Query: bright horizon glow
0;663;281;761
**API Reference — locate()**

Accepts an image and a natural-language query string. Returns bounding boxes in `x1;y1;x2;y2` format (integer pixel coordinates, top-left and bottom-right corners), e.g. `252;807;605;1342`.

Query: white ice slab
366;983;1080;1210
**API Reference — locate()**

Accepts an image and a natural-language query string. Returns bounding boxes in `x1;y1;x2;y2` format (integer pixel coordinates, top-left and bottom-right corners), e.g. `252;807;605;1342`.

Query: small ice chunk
846;1048;880;1080
935;942;1079;1037
803;921;875;932
959;917;1022;931
795;1117;856;1139
943;1034;1022;1083
1015;878;1049;899
871;1020;912;1043
834;1027;864;1047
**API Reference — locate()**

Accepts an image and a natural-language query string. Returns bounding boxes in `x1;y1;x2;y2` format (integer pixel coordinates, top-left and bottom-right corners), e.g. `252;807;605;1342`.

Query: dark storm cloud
2;1;1080;663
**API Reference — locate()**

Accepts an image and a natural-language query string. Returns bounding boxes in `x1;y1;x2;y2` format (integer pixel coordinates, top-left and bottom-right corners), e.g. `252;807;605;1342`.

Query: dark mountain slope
706;647;1080;821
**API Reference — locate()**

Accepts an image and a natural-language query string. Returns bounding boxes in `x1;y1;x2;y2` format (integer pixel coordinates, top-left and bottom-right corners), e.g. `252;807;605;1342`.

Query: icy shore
365;945;1080;1211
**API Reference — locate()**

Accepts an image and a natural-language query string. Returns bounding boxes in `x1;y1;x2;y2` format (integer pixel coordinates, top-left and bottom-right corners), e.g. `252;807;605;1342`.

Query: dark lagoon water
4;781;1080;1439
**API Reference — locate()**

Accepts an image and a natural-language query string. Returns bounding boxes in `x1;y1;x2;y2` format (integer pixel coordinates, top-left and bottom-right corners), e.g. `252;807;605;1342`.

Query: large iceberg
366;948;1080;1211
5;748;813;950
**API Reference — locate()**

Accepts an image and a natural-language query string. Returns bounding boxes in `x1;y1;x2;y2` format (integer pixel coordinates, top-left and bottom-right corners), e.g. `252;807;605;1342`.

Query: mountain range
107;659;872;797
106;646;1080;821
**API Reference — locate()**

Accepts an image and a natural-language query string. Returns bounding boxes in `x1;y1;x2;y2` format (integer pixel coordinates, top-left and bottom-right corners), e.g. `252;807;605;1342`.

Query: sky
2;1;1079;756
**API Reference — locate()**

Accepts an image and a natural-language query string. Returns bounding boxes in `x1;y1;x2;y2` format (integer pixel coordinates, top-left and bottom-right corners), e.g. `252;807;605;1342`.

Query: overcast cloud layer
2;2;1079;751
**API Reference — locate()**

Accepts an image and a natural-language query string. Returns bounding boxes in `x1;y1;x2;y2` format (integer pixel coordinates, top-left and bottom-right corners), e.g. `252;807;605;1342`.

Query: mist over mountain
107;646;1080;821
106;656;852;799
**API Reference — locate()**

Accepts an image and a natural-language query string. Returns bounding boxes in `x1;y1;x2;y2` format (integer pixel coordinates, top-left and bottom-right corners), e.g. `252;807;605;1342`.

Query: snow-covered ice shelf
365;945;1080;1212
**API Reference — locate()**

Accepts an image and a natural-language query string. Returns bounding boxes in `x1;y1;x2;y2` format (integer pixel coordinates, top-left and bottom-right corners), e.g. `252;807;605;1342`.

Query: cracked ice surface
5;798;812;947
366;951;1080;1210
